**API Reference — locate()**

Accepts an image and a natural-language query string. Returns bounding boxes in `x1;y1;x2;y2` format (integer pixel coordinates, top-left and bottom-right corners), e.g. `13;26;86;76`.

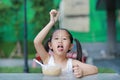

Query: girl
34;9;98;78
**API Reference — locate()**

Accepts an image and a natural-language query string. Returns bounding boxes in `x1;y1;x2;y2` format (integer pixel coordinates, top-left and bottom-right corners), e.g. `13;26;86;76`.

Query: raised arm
34;9;59;63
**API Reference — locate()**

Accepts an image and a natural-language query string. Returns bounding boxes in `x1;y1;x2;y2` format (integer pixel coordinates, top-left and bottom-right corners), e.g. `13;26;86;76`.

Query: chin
58;52;66;56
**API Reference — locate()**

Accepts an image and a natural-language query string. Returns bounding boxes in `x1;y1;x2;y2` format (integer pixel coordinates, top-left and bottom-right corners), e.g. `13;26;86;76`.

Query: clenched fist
49;9;59;24
73;64;83;78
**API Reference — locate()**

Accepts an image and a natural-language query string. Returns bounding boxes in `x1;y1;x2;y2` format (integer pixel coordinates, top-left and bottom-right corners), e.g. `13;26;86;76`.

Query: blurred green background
0;0;59;58
0;0;119;73
0;0;120;58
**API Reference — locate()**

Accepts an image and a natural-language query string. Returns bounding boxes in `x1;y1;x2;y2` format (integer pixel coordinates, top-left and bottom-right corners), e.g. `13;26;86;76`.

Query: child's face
49;30;73;55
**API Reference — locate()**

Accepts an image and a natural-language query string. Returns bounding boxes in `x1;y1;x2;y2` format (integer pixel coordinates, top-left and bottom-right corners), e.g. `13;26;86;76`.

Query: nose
58;38;62;43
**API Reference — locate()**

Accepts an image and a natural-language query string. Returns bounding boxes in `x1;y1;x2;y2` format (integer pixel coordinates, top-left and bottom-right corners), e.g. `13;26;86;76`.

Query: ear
69;44;73;50
48;42;53;50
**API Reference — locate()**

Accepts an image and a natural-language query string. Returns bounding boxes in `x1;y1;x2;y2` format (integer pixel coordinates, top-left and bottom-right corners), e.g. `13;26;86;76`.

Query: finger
76;74;82;78
74;71;81;77
73;64;79;67
50;9;57;14
73;66;81;74
73;67;79;71
73;67;79;72
73;64;79;70
73;70;82;78
50;10;58;16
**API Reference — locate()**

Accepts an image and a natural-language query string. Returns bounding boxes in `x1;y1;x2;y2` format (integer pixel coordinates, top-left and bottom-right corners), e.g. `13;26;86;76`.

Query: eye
54;37;58;40
63;38;67;40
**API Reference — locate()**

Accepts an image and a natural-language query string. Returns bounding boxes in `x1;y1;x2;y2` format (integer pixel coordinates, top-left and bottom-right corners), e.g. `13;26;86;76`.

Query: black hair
74;38;82;61
44;38;50;52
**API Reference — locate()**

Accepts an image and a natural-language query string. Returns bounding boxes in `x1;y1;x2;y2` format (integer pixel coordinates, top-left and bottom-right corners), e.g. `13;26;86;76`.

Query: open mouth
57;45;63;48
57;45;64;51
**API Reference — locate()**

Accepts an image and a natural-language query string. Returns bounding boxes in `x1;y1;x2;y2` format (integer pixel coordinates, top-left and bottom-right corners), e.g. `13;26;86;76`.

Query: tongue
57;47;63;51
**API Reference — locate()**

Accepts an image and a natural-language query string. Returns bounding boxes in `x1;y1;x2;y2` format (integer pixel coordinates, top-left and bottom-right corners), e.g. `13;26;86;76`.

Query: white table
0;73;119;80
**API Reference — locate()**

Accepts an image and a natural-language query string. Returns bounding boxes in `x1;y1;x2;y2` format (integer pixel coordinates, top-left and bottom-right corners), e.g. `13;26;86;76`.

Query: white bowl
42;65;61;76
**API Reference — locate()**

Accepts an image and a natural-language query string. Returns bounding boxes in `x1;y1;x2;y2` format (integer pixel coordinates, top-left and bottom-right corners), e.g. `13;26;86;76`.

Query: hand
49;9;59;24
73;64;83;78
